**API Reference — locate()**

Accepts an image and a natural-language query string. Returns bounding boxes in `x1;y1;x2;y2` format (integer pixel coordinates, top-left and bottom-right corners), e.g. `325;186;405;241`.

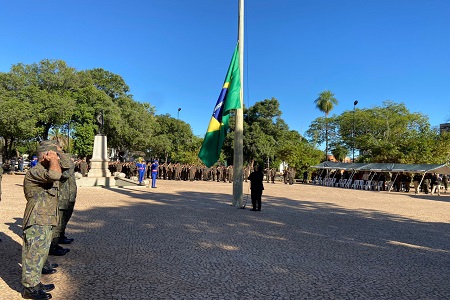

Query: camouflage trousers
22;225;52;287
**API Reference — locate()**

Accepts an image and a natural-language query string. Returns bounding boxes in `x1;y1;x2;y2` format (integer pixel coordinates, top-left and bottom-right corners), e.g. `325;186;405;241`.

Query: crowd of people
102;161;300;186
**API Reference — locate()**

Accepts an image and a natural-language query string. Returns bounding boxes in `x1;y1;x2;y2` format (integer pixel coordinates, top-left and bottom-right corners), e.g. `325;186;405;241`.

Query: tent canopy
311;162;450;175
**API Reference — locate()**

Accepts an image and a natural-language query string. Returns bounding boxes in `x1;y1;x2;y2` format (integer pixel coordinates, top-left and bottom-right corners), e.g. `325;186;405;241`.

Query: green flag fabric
198;45;241;167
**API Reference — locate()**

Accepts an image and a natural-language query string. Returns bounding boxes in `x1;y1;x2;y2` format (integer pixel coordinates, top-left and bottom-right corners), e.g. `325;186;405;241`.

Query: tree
314;90;338;160
152;114;197;163
8;59;79;140
331;144;348;162
319;100;450;164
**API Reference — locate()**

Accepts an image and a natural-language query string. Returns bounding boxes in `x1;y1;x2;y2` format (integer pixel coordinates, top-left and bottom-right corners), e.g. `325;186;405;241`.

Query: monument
77;110;116;187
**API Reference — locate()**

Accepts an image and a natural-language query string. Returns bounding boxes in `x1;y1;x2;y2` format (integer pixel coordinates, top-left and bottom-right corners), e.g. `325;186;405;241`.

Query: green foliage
314;90;338;116
151;114;198;163
1;59;447;167
314;90;338;158
72;123;95;158
308;100;450;164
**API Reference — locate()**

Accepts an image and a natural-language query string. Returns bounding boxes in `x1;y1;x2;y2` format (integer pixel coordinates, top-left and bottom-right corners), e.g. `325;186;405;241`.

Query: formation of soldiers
73;159;301;185
107;162;239;182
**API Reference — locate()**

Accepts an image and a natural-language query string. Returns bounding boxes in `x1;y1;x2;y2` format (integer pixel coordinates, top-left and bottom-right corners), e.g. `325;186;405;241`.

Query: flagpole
233;0;244;207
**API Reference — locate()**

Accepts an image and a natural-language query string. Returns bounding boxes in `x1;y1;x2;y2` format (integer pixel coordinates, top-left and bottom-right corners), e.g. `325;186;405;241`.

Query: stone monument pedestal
77;134;116;187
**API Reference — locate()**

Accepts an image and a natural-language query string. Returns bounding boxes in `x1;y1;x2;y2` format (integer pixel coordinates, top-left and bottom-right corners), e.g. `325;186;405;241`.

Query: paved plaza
1;174;449;299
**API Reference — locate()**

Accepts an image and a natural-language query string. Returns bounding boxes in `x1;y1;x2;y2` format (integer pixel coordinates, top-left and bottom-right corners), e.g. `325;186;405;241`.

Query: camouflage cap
37;145;59;153
40;140;59;146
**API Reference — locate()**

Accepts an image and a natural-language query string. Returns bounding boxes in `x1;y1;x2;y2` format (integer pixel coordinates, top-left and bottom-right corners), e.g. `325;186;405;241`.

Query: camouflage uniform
270;168;276;183
22;156;61;288
0;165;3;201
289;167;296;185
79;158;88;176
57;153;77;240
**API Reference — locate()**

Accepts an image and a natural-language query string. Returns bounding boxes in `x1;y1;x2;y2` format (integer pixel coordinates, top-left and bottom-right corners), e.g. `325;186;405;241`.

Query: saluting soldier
21;143;61;299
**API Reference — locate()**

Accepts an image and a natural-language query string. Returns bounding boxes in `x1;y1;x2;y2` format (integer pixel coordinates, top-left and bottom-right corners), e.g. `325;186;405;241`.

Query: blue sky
1;0;449;138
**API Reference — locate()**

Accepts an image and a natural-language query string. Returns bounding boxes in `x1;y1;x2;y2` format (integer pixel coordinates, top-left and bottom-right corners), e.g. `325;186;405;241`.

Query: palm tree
314;90;338;160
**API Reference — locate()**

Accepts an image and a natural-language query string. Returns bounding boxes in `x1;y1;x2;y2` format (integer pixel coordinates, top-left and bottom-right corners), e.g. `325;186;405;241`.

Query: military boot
38;283;55;292
21;286;52;299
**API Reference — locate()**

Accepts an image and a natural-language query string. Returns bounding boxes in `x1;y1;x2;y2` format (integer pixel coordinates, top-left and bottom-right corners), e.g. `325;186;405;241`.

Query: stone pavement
1;174;449;300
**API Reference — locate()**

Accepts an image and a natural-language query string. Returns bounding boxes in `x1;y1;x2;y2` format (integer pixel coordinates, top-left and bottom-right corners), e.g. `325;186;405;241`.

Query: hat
37;145;59;153
40;140;59;146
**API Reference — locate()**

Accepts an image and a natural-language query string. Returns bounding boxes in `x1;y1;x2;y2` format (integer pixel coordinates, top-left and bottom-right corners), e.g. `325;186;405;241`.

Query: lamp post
176;108;181;153
352;100;358;162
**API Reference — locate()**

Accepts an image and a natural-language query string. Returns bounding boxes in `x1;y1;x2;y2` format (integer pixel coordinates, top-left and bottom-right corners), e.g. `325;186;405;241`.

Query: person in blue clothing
151;159;159;188
136;157;146;184
30;156;38;168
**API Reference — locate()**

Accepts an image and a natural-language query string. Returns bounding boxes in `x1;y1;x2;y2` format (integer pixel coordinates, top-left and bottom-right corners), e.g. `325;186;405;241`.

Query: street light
176;108;182;153
352;100;358;162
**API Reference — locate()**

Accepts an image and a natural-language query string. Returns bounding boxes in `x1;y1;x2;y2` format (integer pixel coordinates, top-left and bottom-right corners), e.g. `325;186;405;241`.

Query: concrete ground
0;174;449;300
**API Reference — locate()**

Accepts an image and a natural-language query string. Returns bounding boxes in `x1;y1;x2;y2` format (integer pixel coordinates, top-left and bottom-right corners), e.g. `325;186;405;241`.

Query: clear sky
1;0;449;138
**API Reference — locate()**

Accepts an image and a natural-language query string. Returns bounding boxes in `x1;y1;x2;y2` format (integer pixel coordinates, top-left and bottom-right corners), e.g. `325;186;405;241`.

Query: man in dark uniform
283;169;289;184
248;165;264;211
22;143;61;299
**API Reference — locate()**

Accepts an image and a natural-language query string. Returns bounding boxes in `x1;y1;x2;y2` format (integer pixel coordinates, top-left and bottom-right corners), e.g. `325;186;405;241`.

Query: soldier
39;142;70;258
79;157;88;177
116;161;123;174
227;165;234;183
0;163;2;242
248;165;264;211
150;159;159;188
283;169;289;184
443;174;448;193
270;168;276;183
189;164;196;181
222;166;228;182
289;167;296;185
217;166;222;182
0;162;3;202
176;163;182;181
167;163;173;180
243;165;250;183
211;165;216;181
136;157;146;184
21;143;61;300
57;153;77;245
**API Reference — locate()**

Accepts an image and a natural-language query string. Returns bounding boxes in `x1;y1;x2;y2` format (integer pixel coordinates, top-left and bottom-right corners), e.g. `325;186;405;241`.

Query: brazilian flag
198;44;241;167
